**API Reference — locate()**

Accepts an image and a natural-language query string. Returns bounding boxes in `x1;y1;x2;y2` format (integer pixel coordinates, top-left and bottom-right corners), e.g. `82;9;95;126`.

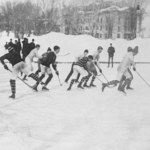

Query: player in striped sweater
67;55;93;91
83;46;103;87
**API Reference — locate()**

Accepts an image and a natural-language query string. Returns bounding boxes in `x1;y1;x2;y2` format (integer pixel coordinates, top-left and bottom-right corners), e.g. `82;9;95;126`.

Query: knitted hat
54;45;60;51
127;47;132;52
98;46;103;50
88;55;93;60
132;46;138;54
84;49;89;53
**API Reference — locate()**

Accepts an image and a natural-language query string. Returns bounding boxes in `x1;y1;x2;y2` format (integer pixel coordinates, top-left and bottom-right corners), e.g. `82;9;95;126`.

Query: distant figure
16;38;22;54
22;38;29;61
107;43;115;68
29;39;35;52
14;40;18;52
8;39;14;47
4;42;8;50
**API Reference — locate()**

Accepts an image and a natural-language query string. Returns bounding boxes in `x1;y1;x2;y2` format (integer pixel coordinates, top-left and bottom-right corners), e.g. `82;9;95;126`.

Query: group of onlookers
4;38;35;60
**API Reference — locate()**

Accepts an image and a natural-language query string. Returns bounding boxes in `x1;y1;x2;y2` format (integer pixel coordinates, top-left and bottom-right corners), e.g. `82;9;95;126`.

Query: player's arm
130;57;136;71
93;55;102;73
0;54;9;70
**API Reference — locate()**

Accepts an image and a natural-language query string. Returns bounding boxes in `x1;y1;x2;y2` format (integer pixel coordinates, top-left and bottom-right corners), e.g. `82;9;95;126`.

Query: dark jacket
16;41;22;53
29;42;35;51
0;51;23;66
22;40;30;57
108;46;115;57
40;51;57;70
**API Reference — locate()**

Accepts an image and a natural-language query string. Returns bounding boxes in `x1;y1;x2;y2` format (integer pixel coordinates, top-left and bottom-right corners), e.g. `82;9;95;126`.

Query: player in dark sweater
32;46;60;91
67;55;93;91
0;46;41;99
35;47;52;76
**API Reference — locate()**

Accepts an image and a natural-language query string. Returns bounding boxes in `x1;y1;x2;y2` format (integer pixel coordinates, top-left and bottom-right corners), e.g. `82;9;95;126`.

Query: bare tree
124;0;148;38
35;0;60;34
1;1;13;36
105;12;115;38
63;3;81;35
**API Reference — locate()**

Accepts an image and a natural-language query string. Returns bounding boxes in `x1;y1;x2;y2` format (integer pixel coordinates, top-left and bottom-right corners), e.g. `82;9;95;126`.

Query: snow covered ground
0;32;150;150
0;63;150;150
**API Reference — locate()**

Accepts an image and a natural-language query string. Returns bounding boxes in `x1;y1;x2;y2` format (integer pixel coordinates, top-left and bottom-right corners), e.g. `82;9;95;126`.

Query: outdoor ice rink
0;63;150;150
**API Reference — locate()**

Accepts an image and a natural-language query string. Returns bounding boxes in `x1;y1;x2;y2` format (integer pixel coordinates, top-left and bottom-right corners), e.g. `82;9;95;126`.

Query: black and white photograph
0;0;150;149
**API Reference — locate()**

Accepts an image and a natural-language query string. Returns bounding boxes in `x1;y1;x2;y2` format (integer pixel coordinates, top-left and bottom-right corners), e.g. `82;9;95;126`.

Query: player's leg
65;62;75;83
67;65;78;90
9;63;21;99
41;67;53;91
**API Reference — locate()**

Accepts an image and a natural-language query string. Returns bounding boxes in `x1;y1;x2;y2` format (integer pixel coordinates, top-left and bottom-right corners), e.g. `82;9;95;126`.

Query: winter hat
98;46;103;50
35;44;40;48
84;49;89;53
54;45;60;51
47;47;51;51
127;47;132;52
132;46;139;54
88;55;93;60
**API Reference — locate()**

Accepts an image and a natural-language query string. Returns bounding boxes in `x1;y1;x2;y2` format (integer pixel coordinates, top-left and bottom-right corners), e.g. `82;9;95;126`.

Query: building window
101;18;103;23
100;34;102;38
105;33;107;38
86;26;89;30
118;26;120;32
106;26;107;31
118;17;121;23
100;26;102;31
117;34;120;38
96;33;99;38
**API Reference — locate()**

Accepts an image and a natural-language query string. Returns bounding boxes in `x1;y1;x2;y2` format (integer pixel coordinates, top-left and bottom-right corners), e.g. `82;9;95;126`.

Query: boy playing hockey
67;55;93;91
118;47;134;90
83;46;103;87
0;46;42;99
65;49;89;83
102;46;138;94
23;44;41;80
35;47;52;76
32;46;60;91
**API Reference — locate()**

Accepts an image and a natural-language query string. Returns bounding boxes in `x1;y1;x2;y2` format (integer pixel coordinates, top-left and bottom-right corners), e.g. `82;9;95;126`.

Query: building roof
101;5;129;12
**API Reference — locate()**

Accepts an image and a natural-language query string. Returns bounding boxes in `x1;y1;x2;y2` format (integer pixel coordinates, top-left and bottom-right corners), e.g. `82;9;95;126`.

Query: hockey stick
136;71;150;88
102;73;109;82
8;69;32;88
58;53;70;57
57;75;63;86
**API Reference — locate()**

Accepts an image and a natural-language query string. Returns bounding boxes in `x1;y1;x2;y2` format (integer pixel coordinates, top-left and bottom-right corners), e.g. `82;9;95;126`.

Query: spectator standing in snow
107;43;115;68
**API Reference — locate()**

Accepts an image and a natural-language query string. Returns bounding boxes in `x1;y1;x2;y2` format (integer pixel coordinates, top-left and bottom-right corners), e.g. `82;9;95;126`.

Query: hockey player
65;49;89;83
0;46;42;99
35;47;52;76
67;55;93;91
117;47;134;90
23;44;41;80
32;46;60;91
83;46;103;87
102;46;138;94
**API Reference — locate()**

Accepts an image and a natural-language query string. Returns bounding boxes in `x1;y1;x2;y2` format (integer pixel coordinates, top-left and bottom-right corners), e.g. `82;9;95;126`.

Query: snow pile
25;32;150;62
0;32;150;63
0;32;150;62
0;31;150;150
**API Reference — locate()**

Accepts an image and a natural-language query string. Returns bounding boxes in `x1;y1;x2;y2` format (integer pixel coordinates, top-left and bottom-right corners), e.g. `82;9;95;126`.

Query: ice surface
0;63;150;150
0;32;150;150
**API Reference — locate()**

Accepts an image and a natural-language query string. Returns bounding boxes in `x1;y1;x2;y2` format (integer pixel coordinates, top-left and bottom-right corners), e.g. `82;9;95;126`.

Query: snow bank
0;32;150;62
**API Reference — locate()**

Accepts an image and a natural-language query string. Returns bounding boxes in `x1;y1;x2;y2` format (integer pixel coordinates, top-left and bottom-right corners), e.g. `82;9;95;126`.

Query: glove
99;68;102;73
55;70;59;76
4;64;9;70
133;68;136;71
